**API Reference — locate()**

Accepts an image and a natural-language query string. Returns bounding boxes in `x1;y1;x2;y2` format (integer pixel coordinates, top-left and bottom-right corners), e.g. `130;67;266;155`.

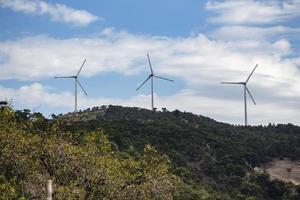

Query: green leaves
0;109;179;199
0;175;18;200
3;105;300;199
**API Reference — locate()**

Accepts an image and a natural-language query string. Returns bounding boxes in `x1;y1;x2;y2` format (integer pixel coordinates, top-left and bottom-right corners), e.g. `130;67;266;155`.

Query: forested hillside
1;105;300;199
60;105;300;199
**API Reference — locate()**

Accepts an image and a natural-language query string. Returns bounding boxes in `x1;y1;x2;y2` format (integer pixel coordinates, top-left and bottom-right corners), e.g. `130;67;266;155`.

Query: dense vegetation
0;107;179;199
1;105;300;199
61;105;300;199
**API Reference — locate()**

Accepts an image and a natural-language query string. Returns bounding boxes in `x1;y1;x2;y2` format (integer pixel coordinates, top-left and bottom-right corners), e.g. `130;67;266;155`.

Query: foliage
0;107;180;199
2;105;300;199
62;105;300;199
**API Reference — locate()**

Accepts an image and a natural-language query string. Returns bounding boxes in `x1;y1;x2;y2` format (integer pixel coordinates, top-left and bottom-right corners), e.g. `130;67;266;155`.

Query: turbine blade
245;64;258;83
32;105;41;113
153;75;174;82
136;75;151;91
220;81;244;84
76;79;87;96
54;76;74;79
246;86;256;105
76;59;86;77
147;53;154;74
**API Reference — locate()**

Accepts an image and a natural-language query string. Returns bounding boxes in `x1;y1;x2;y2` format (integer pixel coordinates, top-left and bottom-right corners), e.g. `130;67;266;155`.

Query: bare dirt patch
256;159;300;185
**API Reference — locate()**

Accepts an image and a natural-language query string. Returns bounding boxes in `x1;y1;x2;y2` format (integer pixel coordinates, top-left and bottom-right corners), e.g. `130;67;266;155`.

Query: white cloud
0;28;300;125
211;25;300;41
1;83;299;125
0;0;99;26
206;0;300;25
0;33;151;80
0;29;298;83
0;83;73;107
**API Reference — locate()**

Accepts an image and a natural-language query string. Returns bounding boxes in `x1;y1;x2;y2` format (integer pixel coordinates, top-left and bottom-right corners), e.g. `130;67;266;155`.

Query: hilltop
57;105;300;199
1;105;300;199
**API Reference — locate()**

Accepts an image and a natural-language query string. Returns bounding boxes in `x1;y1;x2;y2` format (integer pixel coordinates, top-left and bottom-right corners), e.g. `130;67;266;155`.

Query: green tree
0;107;180;199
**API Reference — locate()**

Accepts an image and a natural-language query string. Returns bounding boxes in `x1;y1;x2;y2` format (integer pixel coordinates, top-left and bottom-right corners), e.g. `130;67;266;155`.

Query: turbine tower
221;64;258;126
55;59;87;112
136;53;174;111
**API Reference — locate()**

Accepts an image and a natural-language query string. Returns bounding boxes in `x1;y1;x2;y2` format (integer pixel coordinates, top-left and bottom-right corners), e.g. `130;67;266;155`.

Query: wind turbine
54;59;87;112
31;105;41;114
136;53;174;111
221;64;258;126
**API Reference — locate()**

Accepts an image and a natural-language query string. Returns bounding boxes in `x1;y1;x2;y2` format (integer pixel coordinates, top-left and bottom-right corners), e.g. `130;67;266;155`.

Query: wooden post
46;179;53;200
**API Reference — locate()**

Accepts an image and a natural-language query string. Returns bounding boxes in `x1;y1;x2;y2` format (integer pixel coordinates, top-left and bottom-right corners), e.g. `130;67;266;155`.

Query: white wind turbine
54;59;87;112
136;53;174;111
221;64;258;126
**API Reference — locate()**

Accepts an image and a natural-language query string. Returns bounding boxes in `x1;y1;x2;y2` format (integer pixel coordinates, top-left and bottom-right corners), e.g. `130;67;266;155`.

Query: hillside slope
59;105;300;199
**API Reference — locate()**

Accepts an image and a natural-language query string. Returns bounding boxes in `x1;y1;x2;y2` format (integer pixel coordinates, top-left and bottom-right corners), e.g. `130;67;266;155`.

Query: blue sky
0;0;300;125
0;0;208;38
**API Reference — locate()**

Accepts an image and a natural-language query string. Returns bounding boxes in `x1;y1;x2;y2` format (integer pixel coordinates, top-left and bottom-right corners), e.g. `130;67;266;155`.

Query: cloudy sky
0;0;300;125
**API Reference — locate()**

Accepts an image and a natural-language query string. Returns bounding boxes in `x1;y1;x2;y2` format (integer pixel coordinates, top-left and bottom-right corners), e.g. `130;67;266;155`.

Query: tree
0;107;180;199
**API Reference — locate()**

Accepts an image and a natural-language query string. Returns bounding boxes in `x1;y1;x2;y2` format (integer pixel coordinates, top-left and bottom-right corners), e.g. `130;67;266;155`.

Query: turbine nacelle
136;53;174;110
221;64;259;125
136;53;174;91
54;59;87;112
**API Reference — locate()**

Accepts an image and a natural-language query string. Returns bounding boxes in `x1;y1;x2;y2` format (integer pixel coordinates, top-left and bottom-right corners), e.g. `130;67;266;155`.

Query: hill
57;105;300;199
1;106;300;199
